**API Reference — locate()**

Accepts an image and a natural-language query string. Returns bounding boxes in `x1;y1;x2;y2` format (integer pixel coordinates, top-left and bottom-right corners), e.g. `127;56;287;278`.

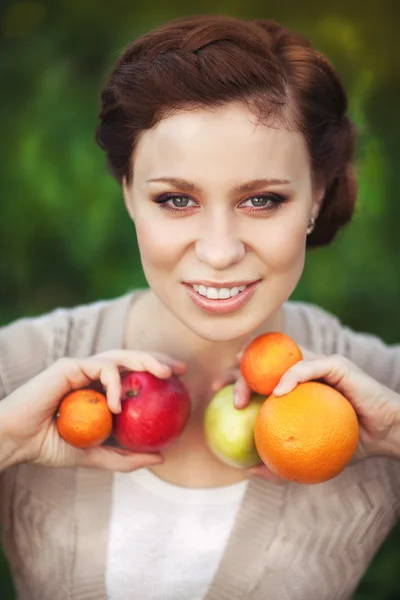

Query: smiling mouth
182;280;260;315
191;283;249;300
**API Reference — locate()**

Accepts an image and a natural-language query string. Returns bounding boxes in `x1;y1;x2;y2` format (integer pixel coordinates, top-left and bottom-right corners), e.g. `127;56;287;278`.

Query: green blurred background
1;0;399;597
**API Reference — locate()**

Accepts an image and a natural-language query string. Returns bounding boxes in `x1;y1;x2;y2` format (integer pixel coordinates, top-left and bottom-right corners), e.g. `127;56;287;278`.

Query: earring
306;216;316;235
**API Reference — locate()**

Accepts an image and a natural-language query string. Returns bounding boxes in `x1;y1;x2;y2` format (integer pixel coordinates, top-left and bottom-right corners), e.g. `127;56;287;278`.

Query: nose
195;212;245;270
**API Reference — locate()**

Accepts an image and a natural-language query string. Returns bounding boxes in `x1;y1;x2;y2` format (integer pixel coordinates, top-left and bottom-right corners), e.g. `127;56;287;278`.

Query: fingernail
273;384;290;396
160;368;172;378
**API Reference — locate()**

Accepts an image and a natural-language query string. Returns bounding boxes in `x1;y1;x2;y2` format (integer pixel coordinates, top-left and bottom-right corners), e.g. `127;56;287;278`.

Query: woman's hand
267;353;400;462
213;349;400;483
0;350;186;472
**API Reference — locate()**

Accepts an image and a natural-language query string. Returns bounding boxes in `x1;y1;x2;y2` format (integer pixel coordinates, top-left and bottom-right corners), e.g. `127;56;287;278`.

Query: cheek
254;216;307;272
134;217;185;270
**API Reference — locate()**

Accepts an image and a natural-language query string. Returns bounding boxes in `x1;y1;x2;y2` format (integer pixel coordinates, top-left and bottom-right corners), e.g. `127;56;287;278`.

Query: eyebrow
145;177;291;193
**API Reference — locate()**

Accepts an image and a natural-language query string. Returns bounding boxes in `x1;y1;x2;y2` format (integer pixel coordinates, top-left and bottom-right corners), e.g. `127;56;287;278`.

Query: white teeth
207;287;219;299
192;284;248;299
218;288;231;299
198;285;207;297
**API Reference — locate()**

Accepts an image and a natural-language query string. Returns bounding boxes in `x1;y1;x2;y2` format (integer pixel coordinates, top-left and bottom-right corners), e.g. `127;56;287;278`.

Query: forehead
133;102;310;184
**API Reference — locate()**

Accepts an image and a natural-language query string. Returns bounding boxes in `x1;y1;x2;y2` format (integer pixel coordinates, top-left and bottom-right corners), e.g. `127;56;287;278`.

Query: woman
1;14;400;600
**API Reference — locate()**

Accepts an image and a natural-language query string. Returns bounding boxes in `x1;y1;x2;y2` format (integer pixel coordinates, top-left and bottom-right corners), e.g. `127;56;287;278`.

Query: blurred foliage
1;0;400;598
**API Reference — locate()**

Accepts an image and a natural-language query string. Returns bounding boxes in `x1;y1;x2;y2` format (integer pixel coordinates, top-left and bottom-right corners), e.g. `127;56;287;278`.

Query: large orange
56;389;113;448
240;332;303;395
254;382;359;484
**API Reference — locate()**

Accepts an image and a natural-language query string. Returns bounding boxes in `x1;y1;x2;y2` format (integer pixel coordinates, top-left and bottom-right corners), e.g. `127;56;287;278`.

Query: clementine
240;332;303;395
254;381;359;484
56;389;113;448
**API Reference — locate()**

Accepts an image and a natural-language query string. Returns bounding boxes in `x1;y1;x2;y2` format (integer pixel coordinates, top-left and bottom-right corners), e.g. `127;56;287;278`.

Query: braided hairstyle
96;15;357;247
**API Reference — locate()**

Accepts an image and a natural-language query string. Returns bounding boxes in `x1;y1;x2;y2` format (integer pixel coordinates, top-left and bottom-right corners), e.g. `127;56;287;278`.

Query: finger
71;359;122;414
272;357;335;396
64;356;158;414
233;375;253;409
98;363;122;414
272;355;362;398
100;350;183;379
247;464;286;485
59;357;111;391
77;446;164;472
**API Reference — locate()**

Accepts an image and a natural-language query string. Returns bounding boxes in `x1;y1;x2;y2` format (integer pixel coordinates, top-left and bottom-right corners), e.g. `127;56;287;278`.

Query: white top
106;468;248;600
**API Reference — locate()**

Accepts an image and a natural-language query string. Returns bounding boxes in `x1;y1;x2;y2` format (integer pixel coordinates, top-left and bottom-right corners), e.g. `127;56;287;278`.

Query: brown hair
95;15;357;247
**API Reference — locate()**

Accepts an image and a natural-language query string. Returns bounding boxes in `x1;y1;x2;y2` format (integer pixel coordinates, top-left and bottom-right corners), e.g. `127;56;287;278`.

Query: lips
183;280;260;315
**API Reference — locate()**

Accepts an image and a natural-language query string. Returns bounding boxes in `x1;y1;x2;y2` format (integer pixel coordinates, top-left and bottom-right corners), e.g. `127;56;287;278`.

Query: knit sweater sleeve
335;323;400;392
0;295;111;401
0;309;73;526
0;309;72;401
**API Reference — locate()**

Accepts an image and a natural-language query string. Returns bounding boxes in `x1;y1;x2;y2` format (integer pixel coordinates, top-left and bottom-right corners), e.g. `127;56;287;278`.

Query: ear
122;176;135;221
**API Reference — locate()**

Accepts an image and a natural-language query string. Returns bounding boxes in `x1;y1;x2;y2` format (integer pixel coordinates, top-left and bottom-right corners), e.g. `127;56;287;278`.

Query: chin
190;322;254;343
179;298;272;343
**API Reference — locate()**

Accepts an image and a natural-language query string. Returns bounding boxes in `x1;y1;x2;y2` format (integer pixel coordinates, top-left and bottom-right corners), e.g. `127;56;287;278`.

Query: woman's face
123;102;322;342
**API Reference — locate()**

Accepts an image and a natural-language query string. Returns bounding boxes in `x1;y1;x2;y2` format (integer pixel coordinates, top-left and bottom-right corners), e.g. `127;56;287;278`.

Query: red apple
113;371;191;452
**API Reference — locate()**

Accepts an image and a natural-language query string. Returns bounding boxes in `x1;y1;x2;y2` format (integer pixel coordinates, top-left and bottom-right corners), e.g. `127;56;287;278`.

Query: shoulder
285;300;400;392
0;292;133;396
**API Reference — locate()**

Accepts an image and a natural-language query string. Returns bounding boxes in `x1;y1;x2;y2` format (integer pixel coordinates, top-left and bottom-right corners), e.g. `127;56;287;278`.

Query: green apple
204;384;265;468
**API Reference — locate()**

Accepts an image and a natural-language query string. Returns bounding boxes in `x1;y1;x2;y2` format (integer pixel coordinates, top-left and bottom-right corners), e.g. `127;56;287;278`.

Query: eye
153;194;198;211
169;196;192;208
239;193;287;211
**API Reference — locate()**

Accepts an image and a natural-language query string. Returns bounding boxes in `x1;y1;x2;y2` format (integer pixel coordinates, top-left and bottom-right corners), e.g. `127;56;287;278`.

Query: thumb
77;446;163;472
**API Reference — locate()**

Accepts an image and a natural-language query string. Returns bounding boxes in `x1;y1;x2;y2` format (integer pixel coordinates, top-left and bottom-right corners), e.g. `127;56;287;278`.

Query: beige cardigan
1;291;400;600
